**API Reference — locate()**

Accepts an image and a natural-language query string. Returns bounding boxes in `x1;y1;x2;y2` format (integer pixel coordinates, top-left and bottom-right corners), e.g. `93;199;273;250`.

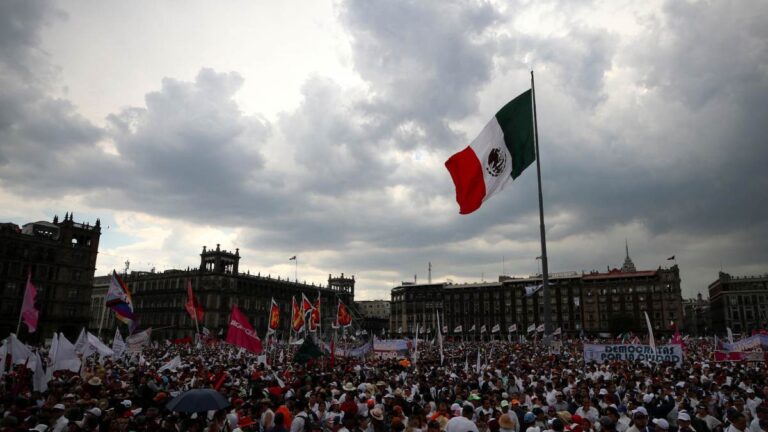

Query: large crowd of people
1;336;766;432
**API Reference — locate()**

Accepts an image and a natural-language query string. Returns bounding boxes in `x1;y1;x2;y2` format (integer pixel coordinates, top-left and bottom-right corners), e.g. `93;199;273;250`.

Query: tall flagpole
531;71;552;336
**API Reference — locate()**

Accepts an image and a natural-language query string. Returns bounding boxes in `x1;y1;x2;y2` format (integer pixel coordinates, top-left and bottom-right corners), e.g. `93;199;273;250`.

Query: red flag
291;297;305;332
225;305;262;354
267;298;280;334
301;293;313;314
309;297;321;332
21;272;39;333
336;300;352;328
185;280;204;322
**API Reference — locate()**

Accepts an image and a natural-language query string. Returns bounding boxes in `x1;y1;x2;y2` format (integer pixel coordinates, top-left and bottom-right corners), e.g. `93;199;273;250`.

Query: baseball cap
652;419;669;430
52;404;65;411
678;412;691;422
632;407;648;417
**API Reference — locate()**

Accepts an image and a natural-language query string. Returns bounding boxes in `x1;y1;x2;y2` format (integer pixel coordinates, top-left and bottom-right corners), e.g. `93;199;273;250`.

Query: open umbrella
166;389;229;413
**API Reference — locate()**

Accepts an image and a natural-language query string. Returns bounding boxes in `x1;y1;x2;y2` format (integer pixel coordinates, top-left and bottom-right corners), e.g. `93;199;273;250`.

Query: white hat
652;419;670;430
677;412;691;422
632;407;648;417
52;404;66;410
642;393;655;403
86;408;102;417
121;400;132;407
599;389;608;395
527;427;541;432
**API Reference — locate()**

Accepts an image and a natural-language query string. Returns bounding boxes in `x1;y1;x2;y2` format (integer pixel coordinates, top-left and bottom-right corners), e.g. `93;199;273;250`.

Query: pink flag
21;273;39;333
225;305;262;354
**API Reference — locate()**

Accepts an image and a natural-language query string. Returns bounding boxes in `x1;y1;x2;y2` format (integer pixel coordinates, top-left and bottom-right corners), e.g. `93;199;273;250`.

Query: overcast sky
1;0;766;300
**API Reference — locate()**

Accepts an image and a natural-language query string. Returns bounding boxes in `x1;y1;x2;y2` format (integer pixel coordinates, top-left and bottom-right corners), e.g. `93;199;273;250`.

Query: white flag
480;325;486;334
553;327;562;336
726;327;734;344
454;325;463;333
527;324;536;333
158;355;182;372
469;324;476;332
491;324;500;333
51;333;81;373
509;324;517;332
436;310;444;365
112;329;126;358
644;312;656;353
33;351;47;392
536;324;545;333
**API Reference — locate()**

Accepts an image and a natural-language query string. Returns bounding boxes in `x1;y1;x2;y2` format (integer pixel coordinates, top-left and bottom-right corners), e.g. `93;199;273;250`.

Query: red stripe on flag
445;146;485;214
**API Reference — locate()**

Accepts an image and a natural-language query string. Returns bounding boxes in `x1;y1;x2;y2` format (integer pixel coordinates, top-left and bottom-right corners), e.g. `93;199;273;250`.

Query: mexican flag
445;89;536;214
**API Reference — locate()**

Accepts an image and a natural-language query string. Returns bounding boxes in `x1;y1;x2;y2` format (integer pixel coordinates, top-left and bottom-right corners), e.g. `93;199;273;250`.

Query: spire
621;239;636;273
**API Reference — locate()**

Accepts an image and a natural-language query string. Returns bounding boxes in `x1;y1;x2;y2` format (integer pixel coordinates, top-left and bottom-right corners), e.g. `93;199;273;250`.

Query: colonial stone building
708;272;768;334
104;245;356;340
0;213;101;341
390;249;683;337
682;293;711;336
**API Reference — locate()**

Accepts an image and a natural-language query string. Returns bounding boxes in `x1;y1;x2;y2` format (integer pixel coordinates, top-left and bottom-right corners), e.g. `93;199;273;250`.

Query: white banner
583;344;683;366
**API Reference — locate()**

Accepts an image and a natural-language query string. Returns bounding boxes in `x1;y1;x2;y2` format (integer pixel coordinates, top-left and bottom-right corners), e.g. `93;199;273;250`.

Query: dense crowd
1;337;766;432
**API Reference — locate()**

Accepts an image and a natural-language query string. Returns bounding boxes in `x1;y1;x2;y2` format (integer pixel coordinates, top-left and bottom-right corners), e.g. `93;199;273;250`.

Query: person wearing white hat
651;419;669;432
676;412;693;432
51;404;69;432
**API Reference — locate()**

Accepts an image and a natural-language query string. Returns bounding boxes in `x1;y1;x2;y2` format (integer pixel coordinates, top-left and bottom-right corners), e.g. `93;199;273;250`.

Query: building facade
355;300;391;320
390;251;683;337
100;245;356;340
708;272;768;334
682;293;711;336
0;213;101;341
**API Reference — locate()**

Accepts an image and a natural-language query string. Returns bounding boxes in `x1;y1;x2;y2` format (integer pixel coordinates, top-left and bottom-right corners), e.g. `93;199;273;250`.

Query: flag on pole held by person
267;298;280;335
527;324;536;333
301;293;313;315
454;325;463;333
491;324;500;333
105;271;138;333
336;300;352;328
225;304;262;354
509;324;517;332
536;324;545;333
291;297;305;332
436;310;444;365
445;90;536;214
185;280;204;322
480;325;487;334
644;311;656;352
20;272;39;333
469;324;476;332
309;296;321;332
553;327;562;336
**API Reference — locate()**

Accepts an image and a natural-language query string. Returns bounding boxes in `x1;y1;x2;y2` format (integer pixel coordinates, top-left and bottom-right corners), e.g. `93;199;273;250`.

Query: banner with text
584;344;683;366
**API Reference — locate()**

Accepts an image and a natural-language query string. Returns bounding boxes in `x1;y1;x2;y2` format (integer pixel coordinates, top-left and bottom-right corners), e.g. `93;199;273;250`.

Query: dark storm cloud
340;0;501;151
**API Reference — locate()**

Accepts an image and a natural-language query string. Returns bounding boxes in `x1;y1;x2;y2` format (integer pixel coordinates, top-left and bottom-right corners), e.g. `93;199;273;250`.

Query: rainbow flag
106;271;138;332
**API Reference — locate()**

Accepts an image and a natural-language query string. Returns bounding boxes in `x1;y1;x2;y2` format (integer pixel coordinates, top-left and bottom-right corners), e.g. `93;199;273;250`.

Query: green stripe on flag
494;89;536;179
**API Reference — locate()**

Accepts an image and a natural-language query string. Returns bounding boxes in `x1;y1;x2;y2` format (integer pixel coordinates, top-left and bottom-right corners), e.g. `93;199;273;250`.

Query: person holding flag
17;271;39;335
105;271;138;333
185;279;204;336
